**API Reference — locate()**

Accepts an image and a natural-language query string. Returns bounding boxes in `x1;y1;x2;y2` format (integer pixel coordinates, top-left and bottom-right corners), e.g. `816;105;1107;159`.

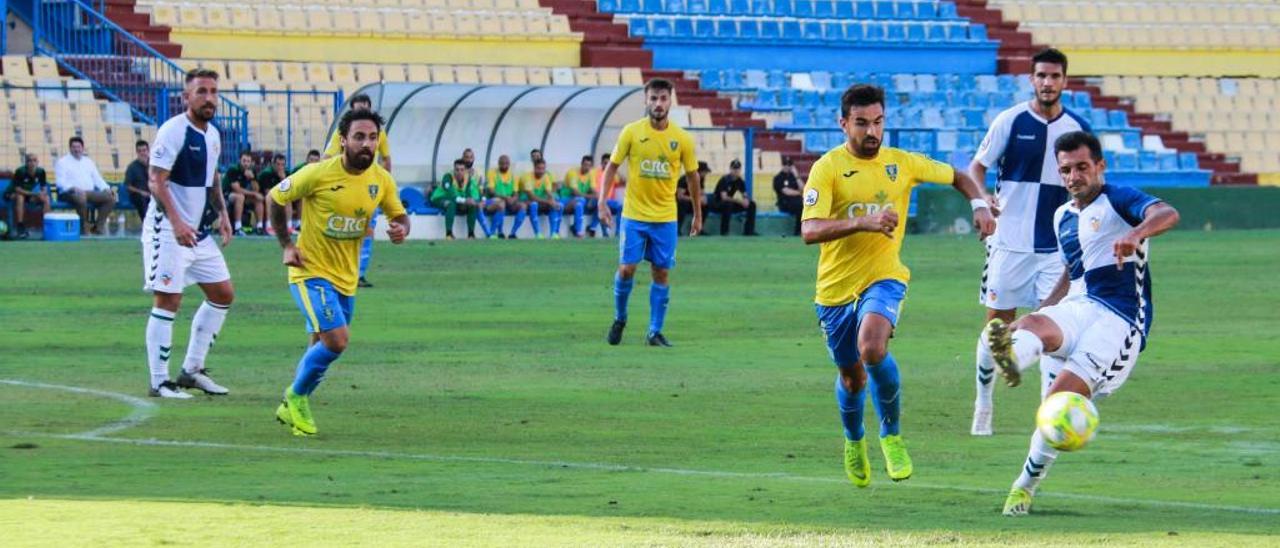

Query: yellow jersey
323;128;391;162
520;172;556;199
802;145;955;306
609;119;697;222
564;168;595;195
487;168;518;197
269;156;406;296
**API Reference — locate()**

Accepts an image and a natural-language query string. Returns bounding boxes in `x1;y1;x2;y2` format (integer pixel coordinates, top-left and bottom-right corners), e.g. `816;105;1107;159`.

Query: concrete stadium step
103;0;182;57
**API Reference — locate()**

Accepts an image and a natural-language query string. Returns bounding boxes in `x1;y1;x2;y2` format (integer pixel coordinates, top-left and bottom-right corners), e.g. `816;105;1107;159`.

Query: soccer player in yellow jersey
268;109;409;437
323;94;391;288
801;84;996;486
598;78;701;347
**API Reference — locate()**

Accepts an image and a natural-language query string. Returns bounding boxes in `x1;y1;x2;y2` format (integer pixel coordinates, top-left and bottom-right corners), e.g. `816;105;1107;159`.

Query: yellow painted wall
1259;173;1280;187
1070;50;1280;77
172;32;581;67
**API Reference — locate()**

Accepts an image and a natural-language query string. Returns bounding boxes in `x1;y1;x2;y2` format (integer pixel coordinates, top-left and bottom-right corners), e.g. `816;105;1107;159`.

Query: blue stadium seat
775;87;797;107
887;22;907;41
811;70;833;90
1074;92;1092;109
936;129;958;152
1178;152;1200;170
815;0;834;17
673;17;693;37
767;69;787;88
699;68;722;88
650;17;673;36
803;20;822;39
748;0;768;14
831;72;854;89
864;22;885;41
772;0;793;16
793;0;813;18
834;1;853;17
921;107;944;127
1089;108;1109;129
761;18;782;39
708;0;728;13
917;73;937;92
694;17;716;38
1138;150;1159;171
400;187;427;214
1108;110;1128;128
800;89;821;108
620;0;640;11
906;22;926;41
1103;150;1118;169
629;17;649;36
1157;151;1179;171
805;132;825;151
821;88;841;107
740;18;761;38
663;0;686;13
956;130;976;150
1113;151;1139;171
856;0;875;18
942;107;964;127
598;0;619;13
822;21;843;41
969;24;987;41
687;0;708;13
917;1;937;19
781;19;802;40
643;0;662;13
744;69;768;88
730;0;750;14
925;23;946;42
1121;132;1141;151
938;1;957;18
792;108;815;127
715;18;738;37
842;21;864;41
945;22;966;42
721;68;744;88
894;0;916;19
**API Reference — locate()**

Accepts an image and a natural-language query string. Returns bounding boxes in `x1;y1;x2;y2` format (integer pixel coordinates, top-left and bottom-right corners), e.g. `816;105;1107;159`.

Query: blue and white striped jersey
1054;185;1162;339
146;113;221;238
975;102;1091;253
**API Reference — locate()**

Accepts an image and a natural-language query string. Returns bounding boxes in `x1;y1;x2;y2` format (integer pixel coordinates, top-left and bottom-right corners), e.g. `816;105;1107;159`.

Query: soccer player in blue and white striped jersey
969;48;1093;435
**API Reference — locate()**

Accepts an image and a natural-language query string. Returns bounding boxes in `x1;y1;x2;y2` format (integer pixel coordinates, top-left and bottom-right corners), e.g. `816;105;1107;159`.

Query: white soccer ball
1035;391;1099;452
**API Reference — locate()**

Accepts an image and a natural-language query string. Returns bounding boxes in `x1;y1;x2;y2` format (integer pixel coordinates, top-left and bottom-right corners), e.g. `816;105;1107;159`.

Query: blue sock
866;353;902;437
490;209;504;236
648;283;669;335
614;272;634;322
835;374;866;441
572;201;584;235
511;208;526;236
588;208;600;231
476;207;489;236
550;207;563;235
358;235;373;277
529;202;541;236
290;342;342;396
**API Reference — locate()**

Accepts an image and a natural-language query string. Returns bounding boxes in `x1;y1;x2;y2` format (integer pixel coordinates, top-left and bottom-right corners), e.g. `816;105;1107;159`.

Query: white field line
3;378;1278;517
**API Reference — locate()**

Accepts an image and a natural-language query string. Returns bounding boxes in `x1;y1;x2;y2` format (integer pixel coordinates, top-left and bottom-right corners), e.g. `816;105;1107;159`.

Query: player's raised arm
950;170;998;240
1114;201;1179;268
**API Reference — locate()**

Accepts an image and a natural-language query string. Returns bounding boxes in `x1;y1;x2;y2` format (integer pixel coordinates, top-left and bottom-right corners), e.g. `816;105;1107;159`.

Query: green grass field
2;231;1278;546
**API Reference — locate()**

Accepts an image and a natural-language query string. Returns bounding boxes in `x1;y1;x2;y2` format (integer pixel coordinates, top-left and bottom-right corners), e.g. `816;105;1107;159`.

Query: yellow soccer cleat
984;318;1022;387
843;438;871;488
1003;487;1033;516
276;388;317;436
880;434;913;481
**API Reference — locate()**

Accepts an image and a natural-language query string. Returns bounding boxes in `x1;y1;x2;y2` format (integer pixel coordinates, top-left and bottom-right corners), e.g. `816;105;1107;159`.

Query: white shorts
142;234;230;293
1036;295;1142;398
980;246;1064;310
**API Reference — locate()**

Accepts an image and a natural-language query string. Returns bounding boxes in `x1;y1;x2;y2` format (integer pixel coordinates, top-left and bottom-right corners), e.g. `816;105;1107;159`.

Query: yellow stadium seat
204;6;230;29
227;61;255;83
479;66;505;84
356;64;382;82
551;67;574;85
305;8;333;33
1256;79;1277;96
621;67;643;86
527;67;551;85
429;65;455;83
500;15;525;35
454;65;480;84
454;13;479;35
150;4;178;27
229;6;254;29
407;11;434;36
1000;3;1021;23
478;14;503;38
330;64;357;84
357;10;383;34
573;68;599;86
177;5;203;27
255;61;281;82
382;9;408;35
690;108;713;127
373;0;400;7
332;10;361;35
1099;5;1119;22
493;0;520;9
256;7;283;31
503;66;528;85
526;17;552;39
407;64;431;82
278;62;306;85
597;67;622;86
307;63;332;83
548;17;577;37
31;57;60;79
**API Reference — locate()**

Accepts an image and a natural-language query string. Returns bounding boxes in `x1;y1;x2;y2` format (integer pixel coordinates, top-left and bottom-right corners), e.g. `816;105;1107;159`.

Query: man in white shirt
55;136;116;235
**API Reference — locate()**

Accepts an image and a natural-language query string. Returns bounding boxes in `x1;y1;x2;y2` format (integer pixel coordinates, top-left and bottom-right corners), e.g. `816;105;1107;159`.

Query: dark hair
782;156;794;166
68;136;84;147
840;84;885;118
1031;48;1069;74
534;158;546;167
338;109;385;137
644;78;674;94
240;150;254;159
307;149;321;157
1054;131;1103;162
600;153;610;161
273;153;287;162
453;158;467;167
581;155;593;163
530;148;541;155
185;68;219;84
348;93;372;108
135;140;149;149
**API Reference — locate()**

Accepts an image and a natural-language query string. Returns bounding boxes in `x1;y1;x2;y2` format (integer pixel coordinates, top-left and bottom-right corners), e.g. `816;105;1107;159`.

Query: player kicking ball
983;132;1179;515
801;84;996;487
268;109;410;436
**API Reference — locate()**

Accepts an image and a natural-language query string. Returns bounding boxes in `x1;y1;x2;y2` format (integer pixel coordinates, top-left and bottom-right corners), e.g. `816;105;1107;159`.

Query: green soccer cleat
1003;487;1033;516
984;318;1021;387
880;434;913;481
843;438;871;488
276;388;317;436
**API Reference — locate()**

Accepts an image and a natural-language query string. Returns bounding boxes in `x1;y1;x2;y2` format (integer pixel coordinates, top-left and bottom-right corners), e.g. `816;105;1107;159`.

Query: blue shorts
815;280;907;366
290;278;355;333
619;217;677;269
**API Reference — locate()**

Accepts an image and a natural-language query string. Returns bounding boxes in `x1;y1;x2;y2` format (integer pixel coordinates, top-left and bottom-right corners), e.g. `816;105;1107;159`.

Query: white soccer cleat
149;381;193;399
971;406;993;436
176;369;229;395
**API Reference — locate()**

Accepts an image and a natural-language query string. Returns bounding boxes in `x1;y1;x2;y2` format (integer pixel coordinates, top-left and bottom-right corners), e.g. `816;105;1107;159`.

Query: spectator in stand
4;153;51;239
709;159;758;236
221;151;265;235
677;161;711;235
54;136;115;235
124;140;151;221
291;149;321;175
258;153;294;232
773;156;805;236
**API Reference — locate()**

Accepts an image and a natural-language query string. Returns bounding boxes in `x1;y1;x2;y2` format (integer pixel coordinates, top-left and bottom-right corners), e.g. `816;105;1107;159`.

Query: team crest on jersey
803;188;819;206
669;140;678;151
885;164;899;182
1090;216;1101;232
368;184;379;199
161;273;173;286
278;178;292;192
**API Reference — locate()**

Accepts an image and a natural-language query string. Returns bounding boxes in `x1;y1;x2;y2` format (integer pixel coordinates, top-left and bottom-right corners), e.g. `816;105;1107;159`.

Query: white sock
1013;429;1059;495
1011;329;1044;372
183;300;229;374
1040;356;1065;400
146;307;176;388
234;221;242;230
975;336;996;408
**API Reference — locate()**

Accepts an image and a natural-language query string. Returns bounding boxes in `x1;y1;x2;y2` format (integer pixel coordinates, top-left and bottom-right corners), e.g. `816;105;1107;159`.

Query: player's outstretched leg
973;336;997;435
1003;429;1058;516
176;299;231;395
984;318;1044;387
277;340;342;436
835;370;870;487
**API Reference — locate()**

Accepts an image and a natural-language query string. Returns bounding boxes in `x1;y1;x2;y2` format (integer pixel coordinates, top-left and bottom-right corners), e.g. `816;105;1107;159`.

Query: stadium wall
169;33;581;67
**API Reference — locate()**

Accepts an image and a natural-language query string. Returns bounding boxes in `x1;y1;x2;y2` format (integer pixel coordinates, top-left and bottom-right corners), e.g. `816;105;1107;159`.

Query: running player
985;131;1179;515
142;68;233;399
270;109;409;437
969;48;1092;435
324;93;391;288
802;84;995;487
598;78;701;347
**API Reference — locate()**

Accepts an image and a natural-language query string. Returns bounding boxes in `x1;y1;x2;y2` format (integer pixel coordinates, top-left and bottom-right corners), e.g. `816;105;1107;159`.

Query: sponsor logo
188;145;201;152
639;157;673;179
1016;134;1037;140
329;185;345;192
278;178;292;192
324;214;369;239
884;164;898;182
803;188;819;206
845;192;893;219
639;137;650;143
842;170;859;178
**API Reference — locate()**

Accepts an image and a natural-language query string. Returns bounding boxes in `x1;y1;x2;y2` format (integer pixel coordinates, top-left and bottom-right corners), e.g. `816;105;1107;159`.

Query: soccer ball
1035;392;1099;452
